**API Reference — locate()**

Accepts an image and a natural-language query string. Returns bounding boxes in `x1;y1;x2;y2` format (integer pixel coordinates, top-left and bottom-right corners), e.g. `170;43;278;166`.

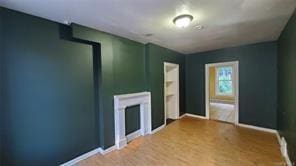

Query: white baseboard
60;148;100;166
182;115;291;165
60;145;117;166
237;123;277;133
237;123;293;165
276;132;292;166
61;121;292;166
117;137;127;150
185;113;208;119
179;114;186;119
98;145;116;155
151;124;165;134
275;131;282;146
126;130;142;142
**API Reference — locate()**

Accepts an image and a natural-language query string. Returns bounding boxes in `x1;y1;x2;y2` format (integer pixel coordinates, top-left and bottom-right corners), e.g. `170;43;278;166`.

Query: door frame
164;62;180;126
205;61;239;124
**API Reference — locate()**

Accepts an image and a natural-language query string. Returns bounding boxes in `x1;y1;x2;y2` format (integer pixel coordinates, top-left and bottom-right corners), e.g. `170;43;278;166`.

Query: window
216;66;233;96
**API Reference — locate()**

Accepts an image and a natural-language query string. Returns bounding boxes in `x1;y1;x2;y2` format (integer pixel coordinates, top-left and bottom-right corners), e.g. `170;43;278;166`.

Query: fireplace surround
114;92;152;149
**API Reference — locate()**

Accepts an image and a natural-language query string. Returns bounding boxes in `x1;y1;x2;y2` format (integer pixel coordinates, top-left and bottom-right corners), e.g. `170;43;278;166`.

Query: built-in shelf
164;62;179;120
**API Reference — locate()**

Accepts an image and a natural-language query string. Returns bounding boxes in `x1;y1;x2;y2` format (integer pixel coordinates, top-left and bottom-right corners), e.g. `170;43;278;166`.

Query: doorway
205;61;239;124
164;62;179;125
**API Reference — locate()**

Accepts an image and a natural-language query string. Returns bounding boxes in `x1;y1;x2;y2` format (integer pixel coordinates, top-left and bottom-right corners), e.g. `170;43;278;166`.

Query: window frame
215;66;234;96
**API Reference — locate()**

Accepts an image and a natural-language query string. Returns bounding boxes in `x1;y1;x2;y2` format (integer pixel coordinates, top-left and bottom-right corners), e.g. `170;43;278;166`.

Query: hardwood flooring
77;116;285;166
210;102;235;123
166;118;175;125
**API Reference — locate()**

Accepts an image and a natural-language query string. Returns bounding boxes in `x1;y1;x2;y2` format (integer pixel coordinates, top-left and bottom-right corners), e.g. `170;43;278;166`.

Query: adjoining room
206;61;238;124
0;1;296;166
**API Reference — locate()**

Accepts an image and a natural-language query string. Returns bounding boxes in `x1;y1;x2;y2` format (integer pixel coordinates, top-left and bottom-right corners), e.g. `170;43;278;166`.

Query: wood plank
76;117;285;166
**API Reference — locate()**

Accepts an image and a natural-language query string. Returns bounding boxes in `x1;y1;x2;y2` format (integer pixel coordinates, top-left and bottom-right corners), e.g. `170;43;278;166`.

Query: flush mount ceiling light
173;14;193;28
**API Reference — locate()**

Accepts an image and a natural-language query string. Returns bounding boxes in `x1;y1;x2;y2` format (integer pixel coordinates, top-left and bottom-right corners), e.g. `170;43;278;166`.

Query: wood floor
77;116;285;166
210;102;235;123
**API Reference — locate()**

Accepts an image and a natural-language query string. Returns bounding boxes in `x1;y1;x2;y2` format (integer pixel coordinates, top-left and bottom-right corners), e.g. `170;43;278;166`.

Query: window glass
216;66;233;95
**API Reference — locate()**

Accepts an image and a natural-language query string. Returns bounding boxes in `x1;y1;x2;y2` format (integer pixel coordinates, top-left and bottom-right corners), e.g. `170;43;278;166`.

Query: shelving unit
164;62;179;122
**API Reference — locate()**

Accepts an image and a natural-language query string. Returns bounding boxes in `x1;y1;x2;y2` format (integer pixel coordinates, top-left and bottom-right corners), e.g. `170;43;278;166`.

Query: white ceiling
1;0;295;54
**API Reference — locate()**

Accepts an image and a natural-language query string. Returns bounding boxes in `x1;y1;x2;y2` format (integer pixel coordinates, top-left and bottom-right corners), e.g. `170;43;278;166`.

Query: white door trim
205;61;239;124
164;62;180;125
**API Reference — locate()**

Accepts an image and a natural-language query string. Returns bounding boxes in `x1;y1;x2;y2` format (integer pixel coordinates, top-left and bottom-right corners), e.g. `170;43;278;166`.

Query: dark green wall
71;24;115;150
0;7;146;165
186;42;278;129
145;44;185;129
1;8;98;165
0;8;4;166
73;38;186;137
1;4;285;166
278;9;296;164
112;37;146;93
112;36;145;136
71;24;146;149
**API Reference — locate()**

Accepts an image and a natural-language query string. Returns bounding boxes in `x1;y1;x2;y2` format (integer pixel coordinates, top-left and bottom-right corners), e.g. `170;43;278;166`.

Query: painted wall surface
0;5;285;166
71;24;146;149
1;8;98;165
112;37;146;94
145;44;185;129
0;8;3;166
186;42;278;129
209;67;234;102
1;7;146;165
278;9;296;164
112;36;145;137
71;24;116;150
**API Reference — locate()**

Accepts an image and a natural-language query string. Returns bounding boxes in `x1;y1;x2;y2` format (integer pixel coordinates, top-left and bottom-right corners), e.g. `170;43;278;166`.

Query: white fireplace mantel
114;92;152;149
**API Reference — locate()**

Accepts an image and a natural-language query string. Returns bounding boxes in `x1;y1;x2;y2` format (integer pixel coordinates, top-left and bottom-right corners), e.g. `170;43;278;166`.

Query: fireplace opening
125;105;140;136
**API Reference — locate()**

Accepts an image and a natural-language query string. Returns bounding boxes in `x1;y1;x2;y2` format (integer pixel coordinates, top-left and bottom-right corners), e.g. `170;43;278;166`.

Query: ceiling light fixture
173;14;193;28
